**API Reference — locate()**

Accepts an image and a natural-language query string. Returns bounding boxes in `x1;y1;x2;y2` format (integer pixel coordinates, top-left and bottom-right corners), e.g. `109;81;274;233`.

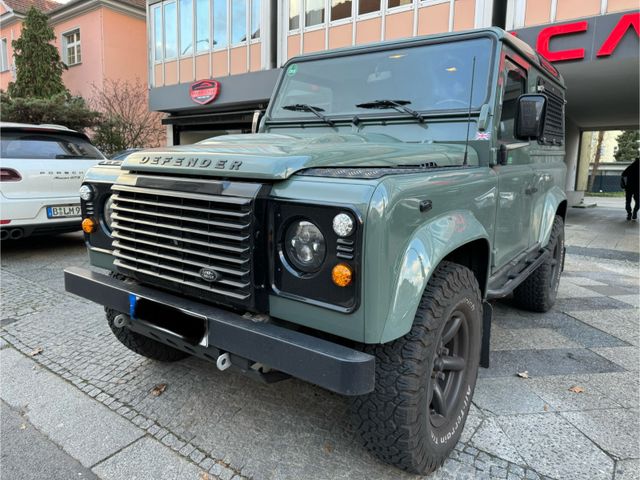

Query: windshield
270;37;493;121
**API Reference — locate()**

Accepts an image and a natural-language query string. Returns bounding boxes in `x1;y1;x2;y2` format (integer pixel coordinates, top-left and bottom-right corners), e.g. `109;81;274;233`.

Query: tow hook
216;352;232;371
113;314;130;328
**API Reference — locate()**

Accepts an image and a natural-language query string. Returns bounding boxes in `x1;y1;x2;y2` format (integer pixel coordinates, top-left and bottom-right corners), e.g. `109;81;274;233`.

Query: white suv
1;123;105;240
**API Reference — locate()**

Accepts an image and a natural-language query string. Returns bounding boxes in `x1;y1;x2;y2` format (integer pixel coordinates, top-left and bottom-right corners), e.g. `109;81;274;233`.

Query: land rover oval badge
190;80;220;105
199;267;220;282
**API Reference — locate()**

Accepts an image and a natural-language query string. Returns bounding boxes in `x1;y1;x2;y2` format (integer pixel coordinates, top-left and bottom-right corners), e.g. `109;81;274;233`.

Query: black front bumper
64;267;375;395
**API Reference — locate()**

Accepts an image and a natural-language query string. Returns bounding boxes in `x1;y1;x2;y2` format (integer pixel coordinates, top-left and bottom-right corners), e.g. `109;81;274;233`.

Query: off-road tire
513;215;564;313
350;262;482;474
105;273;188;362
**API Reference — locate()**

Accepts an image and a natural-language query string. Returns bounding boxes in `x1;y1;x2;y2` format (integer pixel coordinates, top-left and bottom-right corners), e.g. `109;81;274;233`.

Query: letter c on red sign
597;13;640;57
536;21;588;62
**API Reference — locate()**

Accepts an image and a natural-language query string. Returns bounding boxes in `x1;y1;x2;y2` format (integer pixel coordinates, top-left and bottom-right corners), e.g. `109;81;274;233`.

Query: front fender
378;211;490;343
535;185;566;247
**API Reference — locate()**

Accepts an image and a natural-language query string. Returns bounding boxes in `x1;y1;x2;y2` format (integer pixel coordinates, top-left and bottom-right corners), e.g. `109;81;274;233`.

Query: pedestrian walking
621;157;639;221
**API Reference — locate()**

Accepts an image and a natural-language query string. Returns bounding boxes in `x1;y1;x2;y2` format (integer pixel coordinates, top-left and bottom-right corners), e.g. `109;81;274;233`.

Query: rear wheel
350;262;482;474
513;215;564;313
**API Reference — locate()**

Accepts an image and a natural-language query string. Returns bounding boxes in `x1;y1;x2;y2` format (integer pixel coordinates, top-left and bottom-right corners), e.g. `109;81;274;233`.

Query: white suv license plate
47;205;81;219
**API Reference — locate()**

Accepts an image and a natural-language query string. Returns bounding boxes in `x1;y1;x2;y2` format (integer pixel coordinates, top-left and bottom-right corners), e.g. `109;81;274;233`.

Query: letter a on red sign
597;13;640;57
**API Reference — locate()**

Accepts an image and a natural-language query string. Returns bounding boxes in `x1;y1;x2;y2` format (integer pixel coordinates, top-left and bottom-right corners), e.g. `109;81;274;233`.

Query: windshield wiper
282;104;336;127
55;154;86;159
355;99;425;123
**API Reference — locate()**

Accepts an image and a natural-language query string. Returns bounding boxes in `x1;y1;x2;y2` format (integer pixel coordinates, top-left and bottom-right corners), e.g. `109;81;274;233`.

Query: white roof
0;122;77;132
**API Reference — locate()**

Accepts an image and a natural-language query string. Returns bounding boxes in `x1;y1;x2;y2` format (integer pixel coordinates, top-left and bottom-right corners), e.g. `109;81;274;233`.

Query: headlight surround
103;195;115;232
284;219;326;273
79;184;94;201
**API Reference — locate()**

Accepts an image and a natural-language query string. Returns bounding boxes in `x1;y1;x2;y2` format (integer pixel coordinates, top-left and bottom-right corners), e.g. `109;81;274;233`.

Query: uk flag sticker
475;132;491;140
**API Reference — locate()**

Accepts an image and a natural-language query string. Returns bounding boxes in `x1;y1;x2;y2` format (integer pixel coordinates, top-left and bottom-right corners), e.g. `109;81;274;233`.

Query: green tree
1;92;101;131
7;6;67;98
614;130;640;161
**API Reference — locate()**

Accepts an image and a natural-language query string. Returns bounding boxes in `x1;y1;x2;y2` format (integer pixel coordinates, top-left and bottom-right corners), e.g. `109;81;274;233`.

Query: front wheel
513;215;564;313
350;262;482;474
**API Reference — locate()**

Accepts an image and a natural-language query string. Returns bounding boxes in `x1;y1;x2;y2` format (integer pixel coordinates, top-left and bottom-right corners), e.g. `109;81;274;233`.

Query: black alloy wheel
429;310;469;428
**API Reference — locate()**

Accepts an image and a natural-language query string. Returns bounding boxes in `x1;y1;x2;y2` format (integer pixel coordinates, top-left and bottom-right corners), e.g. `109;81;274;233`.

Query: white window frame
151;4;163;63
231;0;248;46
328;0;354;27
0;38;8;72
287;0;302;33
303;0;328;32
195;0;211;52
385;0;415;16
249;0;262;44
212;0;230;52
178;0;195;58
163;1;178;60
356;0;382;21
62;28;81;66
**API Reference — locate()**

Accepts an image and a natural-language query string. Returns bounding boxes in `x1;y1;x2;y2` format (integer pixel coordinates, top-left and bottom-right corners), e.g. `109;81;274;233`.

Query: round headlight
285;220;326;273
79;184;94;201
332;213;355;237
103;195;115;231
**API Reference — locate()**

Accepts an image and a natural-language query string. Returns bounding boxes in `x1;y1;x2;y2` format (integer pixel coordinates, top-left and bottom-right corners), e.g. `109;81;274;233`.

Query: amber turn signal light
81;218;97;234
331;263;353;287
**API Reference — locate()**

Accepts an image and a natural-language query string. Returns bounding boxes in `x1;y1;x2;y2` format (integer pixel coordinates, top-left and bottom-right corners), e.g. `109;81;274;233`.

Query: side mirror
515;94;546;140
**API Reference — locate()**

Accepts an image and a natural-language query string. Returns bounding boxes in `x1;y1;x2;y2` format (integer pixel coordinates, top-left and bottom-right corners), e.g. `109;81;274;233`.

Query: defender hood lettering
122;133;478;180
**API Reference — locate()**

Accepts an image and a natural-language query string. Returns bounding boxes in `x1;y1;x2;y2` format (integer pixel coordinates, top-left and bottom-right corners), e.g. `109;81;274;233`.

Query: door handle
525;186;538;195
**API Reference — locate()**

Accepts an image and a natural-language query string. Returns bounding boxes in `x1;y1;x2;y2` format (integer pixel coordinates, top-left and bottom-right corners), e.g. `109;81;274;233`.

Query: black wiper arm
282;103;335;127
55;154;85;158
355;99;425;123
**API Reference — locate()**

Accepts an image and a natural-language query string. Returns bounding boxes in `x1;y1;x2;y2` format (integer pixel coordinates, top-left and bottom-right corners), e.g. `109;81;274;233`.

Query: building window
306;0;325;26
289;0;300;30
164;1;177;58
179;0;193;56
0;38;8;72
63;30;81;66
331;0;352;21
251;0;261;40
196;0;210;52
358;0;380;15
232;0;247;44
387;0;412;7
213;0;228;49
152;5;163;61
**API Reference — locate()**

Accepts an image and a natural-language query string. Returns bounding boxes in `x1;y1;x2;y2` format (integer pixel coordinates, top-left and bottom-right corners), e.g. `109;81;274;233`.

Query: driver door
492;58;535;270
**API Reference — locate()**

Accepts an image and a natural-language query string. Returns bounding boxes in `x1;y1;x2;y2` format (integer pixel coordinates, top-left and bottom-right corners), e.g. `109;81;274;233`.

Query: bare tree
587;131;605;193
90;78;165;155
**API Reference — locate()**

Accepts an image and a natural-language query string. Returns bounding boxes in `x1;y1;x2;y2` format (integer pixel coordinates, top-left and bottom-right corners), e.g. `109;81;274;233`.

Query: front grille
111;178;258;306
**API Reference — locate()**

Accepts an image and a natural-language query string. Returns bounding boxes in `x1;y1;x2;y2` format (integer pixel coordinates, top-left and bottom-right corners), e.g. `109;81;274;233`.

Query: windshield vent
299;165;444;179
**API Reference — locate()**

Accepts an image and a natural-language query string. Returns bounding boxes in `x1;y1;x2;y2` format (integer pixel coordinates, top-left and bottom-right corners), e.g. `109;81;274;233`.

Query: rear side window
0;130;105;160
498;59;527;143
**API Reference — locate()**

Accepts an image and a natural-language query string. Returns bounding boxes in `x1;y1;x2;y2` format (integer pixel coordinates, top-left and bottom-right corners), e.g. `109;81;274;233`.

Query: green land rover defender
66;28;567;474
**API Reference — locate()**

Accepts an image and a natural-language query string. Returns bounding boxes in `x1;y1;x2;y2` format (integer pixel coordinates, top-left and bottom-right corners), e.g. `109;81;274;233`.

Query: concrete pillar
564;117;583;206
166;125;174;146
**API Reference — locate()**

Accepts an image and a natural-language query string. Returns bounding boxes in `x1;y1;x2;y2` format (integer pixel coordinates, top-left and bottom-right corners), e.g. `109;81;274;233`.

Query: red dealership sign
189;80;220;105
531;12;639;62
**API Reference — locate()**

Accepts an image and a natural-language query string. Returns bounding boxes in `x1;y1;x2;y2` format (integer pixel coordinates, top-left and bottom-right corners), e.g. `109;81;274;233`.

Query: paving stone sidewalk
1;205;638;479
